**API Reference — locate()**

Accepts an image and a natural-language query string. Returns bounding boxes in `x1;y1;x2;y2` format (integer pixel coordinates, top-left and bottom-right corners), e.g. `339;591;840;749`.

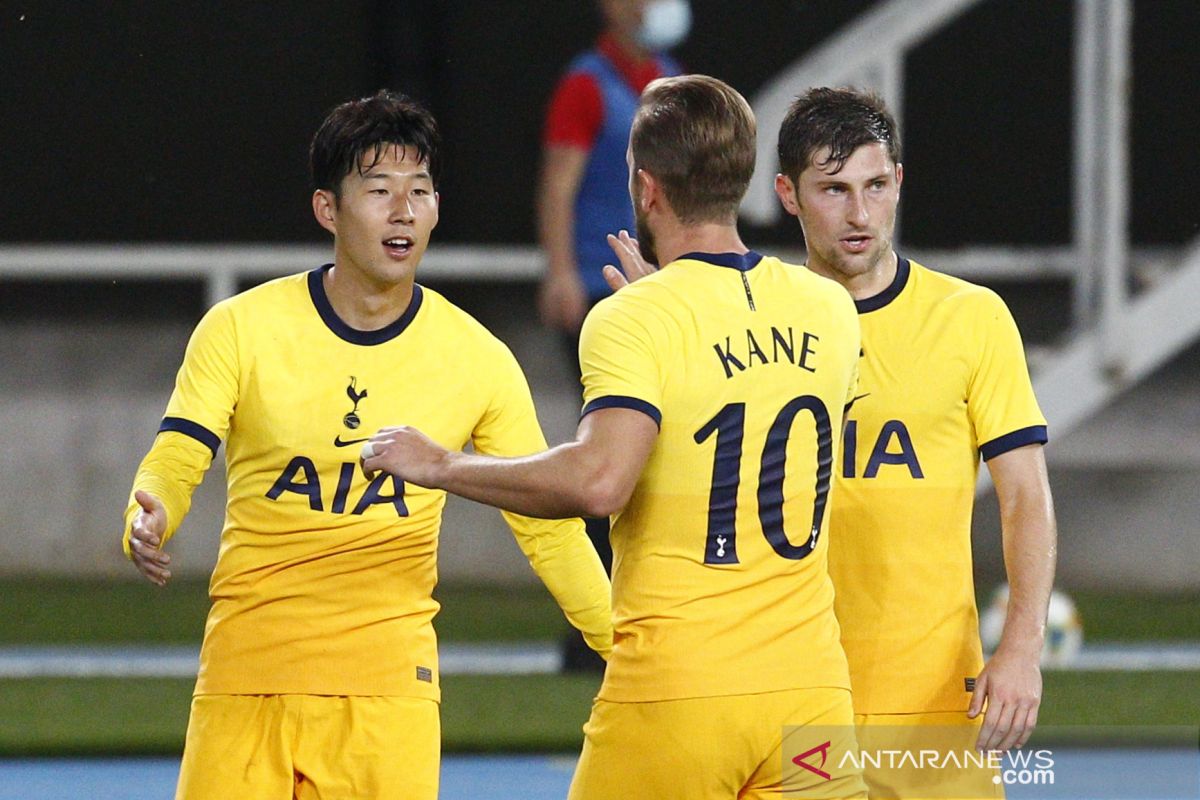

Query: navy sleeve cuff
159;416;222;457
979;425;1048;461
581;396;662;429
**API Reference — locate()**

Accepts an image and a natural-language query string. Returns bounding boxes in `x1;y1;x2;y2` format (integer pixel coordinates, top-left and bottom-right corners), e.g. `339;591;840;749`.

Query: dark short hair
310;90;441;198
777;87;900;179
631;74;756;225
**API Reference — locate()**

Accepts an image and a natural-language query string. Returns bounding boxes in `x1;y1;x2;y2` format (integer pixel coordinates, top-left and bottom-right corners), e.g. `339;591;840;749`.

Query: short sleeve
578;294;664;428
543;72;603;150
966;291;1048;460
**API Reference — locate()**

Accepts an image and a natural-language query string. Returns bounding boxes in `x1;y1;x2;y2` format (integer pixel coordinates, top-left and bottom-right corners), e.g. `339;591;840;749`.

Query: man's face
315;144;439;288
777;141;901;284
602;0;648;38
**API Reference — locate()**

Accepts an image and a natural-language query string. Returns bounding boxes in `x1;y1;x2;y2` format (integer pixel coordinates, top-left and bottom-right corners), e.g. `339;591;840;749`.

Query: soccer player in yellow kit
773;88;1058;797
122;91;612;800
362;75;868;800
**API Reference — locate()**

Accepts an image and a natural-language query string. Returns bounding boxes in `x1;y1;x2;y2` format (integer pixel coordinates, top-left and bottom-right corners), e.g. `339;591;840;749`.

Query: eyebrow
362;170;432;181
816;171;891;186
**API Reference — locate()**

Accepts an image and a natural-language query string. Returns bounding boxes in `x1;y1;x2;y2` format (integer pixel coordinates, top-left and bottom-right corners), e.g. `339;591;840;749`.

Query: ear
312;190;337;236
774;173;800;217
635;168;657;214
431;191;441;230
894;162;904;193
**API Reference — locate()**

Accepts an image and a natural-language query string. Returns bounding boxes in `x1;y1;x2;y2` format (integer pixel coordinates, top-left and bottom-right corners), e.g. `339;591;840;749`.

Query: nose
390;195;415;224
846;190;869;226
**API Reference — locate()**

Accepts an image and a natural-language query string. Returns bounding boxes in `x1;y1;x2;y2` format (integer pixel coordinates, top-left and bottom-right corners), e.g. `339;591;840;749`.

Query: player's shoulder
204;269;312;324
585;279;651;326
580;277;671;347
416;284;514;356
763;255;859;315
224;269;308;306
603;263;679;304
908;259;1008;314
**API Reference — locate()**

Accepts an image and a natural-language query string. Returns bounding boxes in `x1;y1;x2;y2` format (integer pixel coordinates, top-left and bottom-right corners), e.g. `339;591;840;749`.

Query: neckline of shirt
675;251;764;272
307;264;424;345
854;256;911;314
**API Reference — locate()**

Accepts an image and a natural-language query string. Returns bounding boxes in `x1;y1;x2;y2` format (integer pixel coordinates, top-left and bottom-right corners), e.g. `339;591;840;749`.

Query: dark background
2;0;1197;249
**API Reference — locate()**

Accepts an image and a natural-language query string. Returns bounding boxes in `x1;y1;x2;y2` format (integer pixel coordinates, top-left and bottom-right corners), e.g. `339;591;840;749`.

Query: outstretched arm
121;301;236;587
969;444;1057;751
362;406;659;520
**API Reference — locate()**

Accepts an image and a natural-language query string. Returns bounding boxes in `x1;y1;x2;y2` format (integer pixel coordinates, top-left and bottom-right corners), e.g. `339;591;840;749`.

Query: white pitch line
1053;643;1200;671
1;642;1197;680
0;643;563;680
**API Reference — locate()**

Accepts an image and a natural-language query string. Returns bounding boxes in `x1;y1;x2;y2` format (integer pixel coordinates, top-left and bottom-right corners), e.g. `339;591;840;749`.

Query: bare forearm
364;411;654;521
538;188;578;277
439;443;614;519
537;146;588;276
998;485;1057;655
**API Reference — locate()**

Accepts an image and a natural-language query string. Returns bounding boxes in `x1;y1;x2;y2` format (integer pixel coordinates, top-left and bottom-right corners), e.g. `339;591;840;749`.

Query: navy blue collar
676;251;764;272
307;264;423;345
854;257;910;314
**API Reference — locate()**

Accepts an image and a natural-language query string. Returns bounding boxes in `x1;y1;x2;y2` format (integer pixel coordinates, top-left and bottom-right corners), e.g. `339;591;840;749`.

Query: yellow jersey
124;266;611;699
829;258;1047;713
579;252;861;703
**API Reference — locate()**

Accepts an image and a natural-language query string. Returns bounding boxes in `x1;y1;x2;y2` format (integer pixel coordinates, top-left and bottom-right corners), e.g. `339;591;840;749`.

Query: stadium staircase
744;0;1200;590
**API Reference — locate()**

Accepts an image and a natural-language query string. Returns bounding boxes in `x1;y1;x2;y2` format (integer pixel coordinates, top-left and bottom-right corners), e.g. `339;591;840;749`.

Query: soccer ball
978;584;1084;667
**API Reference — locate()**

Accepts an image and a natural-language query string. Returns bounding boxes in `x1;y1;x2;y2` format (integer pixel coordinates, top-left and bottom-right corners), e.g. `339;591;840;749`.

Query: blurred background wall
1;0;1196;588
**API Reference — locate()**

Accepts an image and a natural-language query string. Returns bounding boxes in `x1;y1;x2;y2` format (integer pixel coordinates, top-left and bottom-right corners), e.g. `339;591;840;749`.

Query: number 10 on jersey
693;396;833;565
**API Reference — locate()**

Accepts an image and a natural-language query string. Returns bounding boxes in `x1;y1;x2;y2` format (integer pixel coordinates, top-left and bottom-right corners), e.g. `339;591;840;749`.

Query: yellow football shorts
175;693;439;800
854;711;1004;800
568;686;867;800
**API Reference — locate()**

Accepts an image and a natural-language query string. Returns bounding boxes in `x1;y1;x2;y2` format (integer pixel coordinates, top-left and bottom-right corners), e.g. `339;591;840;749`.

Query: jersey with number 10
579;252;861;703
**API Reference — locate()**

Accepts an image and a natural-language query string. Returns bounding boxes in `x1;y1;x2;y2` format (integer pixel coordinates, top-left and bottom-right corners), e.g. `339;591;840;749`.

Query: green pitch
0;671;1196;755
0;578;1195;754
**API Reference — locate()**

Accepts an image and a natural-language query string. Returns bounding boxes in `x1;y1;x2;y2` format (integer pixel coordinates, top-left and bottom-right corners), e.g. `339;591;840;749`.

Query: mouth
383;235;415;258
839;234;873;254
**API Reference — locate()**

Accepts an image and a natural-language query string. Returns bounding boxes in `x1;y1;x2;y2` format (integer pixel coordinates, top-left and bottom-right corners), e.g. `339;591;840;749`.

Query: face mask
637;0;691;52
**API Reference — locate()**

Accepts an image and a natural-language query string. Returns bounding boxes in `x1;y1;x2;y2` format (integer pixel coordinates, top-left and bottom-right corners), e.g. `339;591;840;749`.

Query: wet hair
631;74;757;225
310;89;441;198
777;87;900;179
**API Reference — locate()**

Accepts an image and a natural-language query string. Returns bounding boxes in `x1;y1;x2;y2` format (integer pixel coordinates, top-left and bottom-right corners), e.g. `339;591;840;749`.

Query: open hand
603;230;658;291
128;490;171;587
968;645;1042;751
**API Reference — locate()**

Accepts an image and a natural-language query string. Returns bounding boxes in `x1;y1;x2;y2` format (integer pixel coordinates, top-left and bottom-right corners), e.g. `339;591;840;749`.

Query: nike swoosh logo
846;392;871;413
333;435;370;447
